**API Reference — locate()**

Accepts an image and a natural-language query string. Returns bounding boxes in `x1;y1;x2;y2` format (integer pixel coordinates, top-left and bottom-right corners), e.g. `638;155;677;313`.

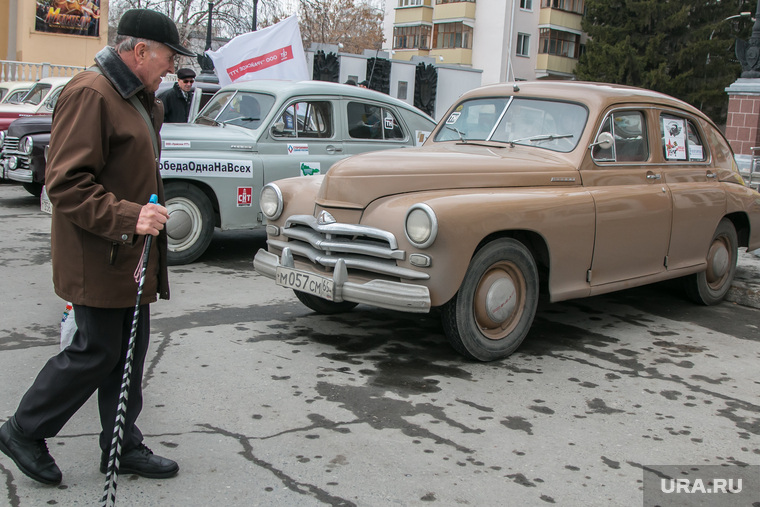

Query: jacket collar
94;46;145;99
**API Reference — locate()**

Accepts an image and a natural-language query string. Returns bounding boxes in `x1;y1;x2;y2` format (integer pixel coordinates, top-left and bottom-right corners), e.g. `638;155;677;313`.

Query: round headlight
260;183;283;220
405;203;438;248
21;136;33;155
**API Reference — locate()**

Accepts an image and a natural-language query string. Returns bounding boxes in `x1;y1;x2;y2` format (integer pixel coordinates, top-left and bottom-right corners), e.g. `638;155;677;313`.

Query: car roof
222;79;435;121
0;81;36;89
461;81;707;121
33;76;73;86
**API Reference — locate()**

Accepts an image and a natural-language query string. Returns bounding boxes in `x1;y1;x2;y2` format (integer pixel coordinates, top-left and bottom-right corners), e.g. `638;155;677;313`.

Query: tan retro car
254;81;760;361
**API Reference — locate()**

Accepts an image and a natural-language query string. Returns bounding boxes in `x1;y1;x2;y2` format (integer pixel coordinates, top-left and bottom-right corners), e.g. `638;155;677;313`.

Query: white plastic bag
60;302;76;351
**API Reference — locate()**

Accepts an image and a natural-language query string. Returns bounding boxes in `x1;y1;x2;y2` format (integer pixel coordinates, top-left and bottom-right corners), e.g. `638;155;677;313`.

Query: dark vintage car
0;115;50;196
1;79;220;196
254;81;760;361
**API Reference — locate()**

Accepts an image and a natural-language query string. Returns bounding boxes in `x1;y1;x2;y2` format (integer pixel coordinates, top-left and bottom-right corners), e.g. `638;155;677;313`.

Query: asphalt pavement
727;248;760;309
1;183;759;506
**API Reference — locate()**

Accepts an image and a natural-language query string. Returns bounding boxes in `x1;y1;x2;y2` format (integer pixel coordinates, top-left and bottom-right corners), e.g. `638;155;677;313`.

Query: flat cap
118;9;194;57
176;68;196;79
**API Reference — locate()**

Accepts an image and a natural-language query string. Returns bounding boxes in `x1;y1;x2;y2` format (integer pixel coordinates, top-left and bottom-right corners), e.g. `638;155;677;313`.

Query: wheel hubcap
165;197;202;252
473;262;524;340
705;236;731;287
167;209;192;240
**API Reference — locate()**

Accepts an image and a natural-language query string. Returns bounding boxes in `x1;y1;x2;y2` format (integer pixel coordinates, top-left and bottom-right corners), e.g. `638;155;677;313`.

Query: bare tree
299;0;383;54
109;0;289;48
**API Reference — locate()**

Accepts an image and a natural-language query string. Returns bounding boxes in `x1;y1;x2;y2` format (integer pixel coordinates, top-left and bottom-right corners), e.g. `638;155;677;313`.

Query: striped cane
101;194;158;507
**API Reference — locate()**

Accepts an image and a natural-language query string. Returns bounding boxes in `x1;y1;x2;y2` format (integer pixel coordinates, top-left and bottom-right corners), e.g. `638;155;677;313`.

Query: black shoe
0;417;62;485
100;443;178;479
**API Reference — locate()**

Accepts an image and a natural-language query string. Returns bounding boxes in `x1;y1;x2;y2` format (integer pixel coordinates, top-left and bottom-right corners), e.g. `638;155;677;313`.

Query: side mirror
272;120;285;134
589;131;614;150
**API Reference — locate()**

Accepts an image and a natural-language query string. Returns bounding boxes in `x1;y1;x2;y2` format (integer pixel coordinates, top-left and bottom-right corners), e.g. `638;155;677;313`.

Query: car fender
360;187;597;307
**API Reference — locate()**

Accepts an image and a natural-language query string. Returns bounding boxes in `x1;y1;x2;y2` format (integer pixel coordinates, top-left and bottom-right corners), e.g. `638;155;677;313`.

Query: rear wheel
294;290;358;314
442;238;539;361
164;182;215;265
684;218;738;305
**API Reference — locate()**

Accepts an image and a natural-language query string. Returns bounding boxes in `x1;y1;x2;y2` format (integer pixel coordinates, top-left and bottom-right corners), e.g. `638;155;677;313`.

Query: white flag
207;15;309;87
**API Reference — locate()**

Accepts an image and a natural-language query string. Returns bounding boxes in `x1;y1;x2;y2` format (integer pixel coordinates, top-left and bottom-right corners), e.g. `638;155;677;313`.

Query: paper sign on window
664;119;686;160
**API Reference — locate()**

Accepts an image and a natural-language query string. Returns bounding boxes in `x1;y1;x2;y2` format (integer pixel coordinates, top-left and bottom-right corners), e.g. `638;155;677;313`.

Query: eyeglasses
181;79;194;83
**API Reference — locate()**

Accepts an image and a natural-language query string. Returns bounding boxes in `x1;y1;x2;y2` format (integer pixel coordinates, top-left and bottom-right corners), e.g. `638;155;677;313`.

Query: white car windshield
195;90;276;130
434;97;588;153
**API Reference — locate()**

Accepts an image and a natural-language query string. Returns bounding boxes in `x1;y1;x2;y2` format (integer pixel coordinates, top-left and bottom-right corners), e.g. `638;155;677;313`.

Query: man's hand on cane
136;203;169;236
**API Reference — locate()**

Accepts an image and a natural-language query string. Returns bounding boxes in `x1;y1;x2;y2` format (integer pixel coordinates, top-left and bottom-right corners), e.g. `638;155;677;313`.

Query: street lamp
707;11;752;65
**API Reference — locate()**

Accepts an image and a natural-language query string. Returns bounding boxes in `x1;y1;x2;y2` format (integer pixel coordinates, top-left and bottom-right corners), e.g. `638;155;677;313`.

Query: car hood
160;123;258;151
8;115;53;137
0;104;38;115
316;143;580;208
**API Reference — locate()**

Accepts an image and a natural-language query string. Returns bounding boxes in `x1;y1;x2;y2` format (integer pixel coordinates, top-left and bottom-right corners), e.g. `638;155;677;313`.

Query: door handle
706;171;717;179
646;173;661;180
326;145;343;154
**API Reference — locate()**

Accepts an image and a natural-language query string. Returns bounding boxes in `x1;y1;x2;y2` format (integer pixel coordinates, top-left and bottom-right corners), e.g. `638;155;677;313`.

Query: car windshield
21;83;52;105
434;97;588;153
195;90;275;129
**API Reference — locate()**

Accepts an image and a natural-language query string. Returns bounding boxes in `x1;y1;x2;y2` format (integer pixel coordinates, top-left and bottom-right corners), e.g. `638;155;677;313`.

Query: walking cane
101;194;158;507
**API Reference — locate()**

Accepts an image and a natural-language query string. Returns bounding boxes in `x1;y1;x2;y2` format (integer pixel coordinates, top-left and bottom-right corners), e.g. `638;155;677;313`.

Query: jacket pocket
109;242;119;265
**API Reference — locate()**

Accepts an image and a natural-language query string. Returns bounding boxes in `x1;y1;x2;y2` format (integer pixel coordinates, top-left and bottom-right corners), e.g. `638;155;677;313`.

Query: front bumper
254;248;432;313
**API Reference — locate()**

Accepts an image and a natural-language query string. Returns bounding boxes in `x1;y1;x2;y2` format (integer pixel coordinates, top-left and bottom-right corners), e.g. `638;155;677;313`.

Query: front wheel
684;218;738;305
164;182;215;265
441;238;539;361
294;290;358;314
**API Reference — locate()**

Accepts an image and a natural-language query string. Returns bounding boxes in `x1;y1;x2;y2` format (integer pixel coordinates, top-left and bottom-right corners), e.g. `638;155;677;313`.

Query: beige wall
6;0;108;66
0;0;9;60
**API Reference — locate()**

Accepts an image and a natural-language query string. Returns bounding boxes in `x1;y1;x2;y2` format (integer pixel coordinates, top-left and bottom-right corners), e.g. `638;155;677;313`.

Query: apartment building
382;0;586;84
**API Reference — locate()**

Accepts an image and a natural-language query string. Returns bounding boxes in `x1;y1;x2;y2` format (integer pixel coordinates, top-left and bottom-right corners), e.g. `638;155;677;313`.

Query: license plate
275;266;334;301
40;186;52;214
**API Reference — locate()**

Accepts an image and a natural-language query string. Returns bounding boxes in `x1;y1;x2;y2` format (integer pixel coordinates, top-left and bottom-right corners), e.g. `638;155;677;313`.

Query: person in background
0;8;191;486
159;67;195;122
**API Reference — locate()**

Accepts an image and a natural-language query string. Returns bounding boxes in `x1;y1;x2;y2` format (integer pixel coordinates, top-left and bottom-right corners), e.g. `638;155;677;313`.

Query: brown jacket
46;46;169;308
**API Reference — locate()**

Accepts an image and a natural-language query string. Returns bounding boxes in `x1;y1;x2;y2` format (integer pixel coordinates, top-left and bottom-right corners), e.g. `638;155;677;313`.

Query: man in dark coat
0;9;192;486
158;67;195;122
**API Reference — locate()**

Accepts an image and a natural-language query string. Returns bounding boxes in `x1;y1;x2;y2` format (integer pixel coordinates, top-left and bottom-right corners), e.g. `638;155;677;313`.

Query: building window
433;22;473;49
520;0;532;9
393;25;432;50
539;28;580;58
541;0;584;14
399;0;431;6
398;81;408;100
516;33;530;56
435;0;475;3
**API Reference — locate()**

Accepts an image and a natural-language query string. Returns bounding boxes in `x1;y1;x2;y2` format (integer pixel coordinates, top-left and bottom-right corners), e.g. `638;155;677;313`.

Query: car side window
347;102;405;140
592;111;648;163
272;101;333;139
660;114;707;162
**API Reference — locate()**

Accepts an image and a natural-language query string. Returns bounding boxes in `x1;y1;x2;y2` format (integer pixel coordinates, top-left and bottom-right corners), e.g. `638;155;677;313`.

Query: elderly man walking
0;9;193;485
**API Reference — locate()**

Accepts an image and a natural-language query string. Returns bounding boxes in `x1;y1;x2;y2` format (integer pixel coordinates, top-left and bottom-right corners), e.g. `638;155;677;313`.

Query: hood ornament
317;210;336;225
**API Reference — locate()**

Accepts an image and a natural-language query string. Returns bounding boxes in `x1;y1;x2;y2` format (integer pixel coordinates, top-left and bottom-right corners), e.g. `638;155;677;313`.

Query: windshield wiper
508;133;573;147
221;116;260;126
446;125;467;143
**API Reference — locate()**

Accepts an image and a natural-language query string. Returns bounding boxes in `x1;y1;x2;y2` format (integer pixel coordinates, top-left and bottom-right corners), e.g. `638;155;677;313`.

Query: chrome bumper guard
253;248;431;313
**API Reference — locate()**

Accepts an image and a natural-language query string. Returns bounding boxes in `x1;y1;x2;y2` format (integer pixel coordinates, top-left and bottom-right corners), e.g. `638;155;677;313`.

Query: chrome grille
1;136;31;172
2;136;20;153
268;214;429;281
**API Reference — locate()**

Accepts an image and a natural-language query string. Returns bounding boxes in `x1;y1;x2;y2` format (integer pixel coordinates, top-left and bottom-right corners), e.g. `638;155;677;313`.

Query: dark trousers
14;305;150;454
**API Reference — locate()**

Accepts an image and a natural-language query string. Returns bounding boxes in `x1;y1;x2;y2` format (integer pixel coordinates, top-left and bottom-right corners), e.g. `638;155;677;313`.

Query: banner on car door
159;157;254;177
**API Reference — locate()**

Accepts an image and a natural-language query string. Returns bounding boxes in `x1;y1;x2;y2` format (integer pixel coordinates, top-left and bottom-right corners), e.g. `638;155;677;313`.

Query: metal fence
0;60;86;82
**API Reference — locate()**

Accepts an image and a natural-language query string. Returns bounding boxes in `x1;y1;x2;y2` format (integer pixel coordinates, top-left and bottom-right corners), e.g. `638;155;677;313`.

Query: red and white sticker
237;187;253;207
